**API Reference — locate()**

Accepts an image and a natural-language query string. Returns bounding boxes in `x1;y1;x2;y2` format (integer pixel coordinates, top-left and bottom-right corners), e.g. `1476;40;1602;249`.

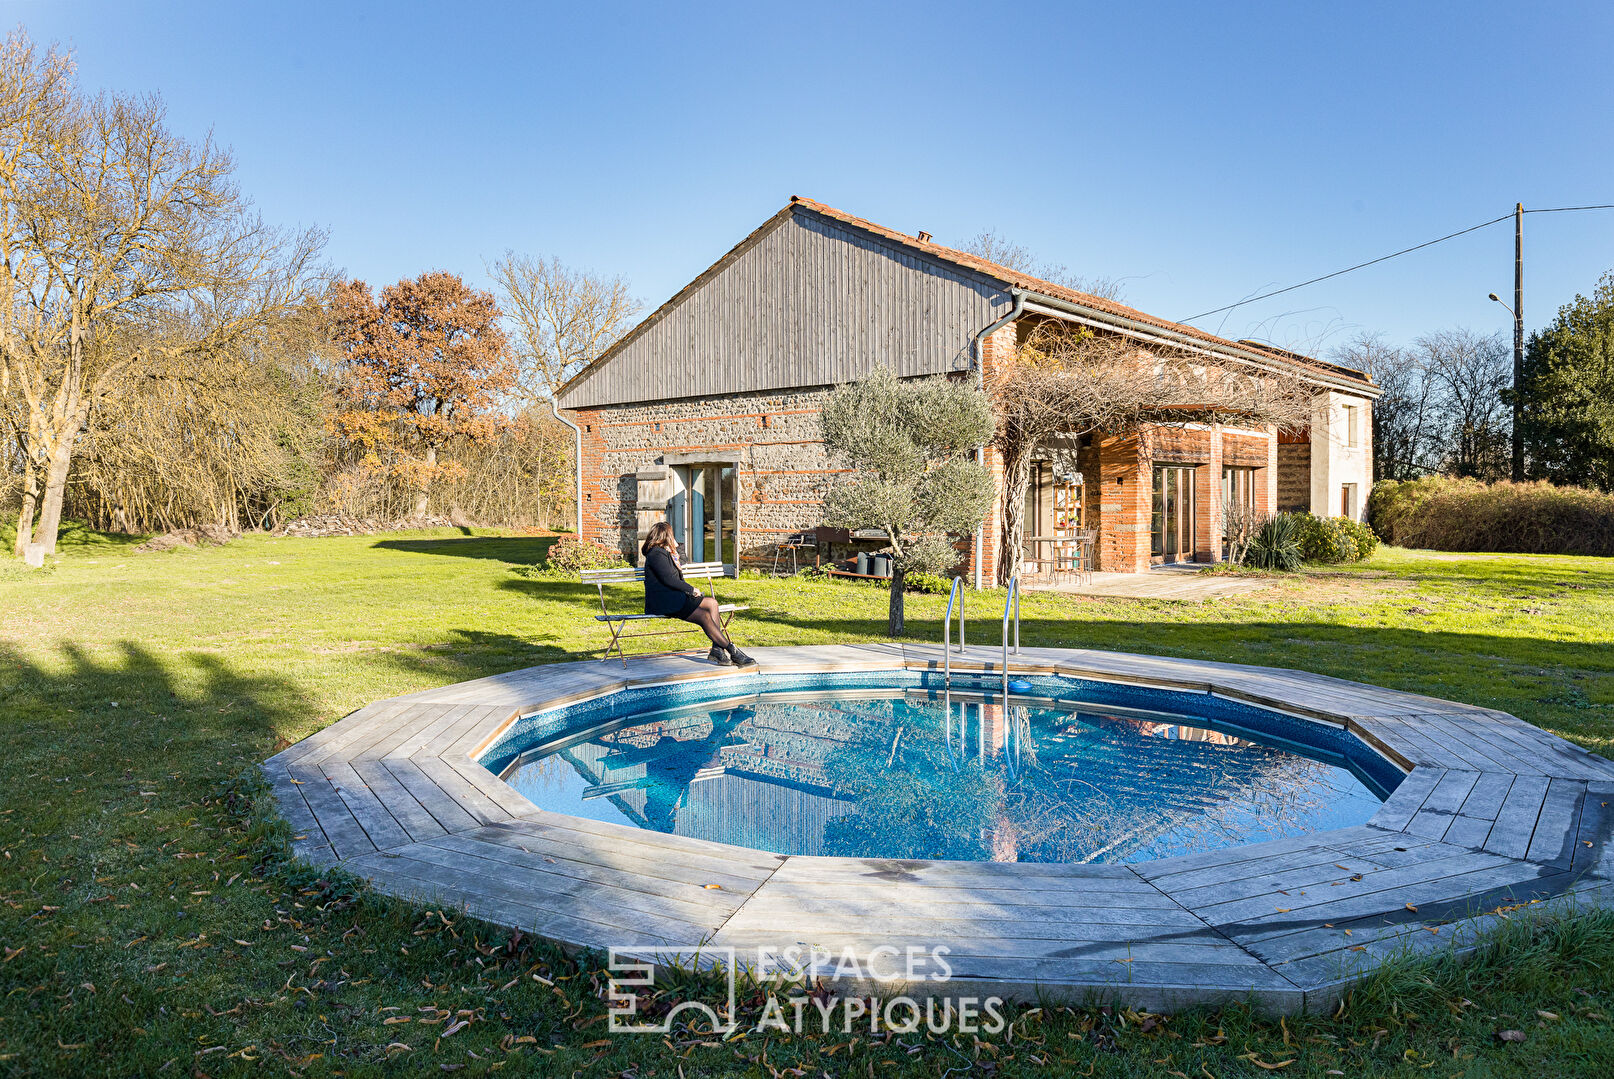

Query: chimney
916;231;932;244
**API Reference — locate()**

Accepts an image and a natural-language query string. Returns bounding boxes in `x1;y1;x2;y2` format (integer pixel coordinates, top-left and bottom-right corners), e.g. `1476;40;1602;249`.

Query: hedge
1367;476;1614;557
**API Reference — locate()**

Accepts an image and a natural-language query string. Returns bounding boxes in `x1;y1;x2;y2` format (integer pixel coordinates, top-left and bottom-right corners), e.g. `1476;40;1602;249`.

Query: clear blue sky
14;0;1614;357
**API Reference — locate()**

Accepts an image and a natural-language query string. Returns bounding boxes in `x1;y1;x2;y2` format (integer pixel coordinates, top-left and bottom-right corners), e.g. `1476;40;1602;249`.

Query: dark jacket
643;546;698;616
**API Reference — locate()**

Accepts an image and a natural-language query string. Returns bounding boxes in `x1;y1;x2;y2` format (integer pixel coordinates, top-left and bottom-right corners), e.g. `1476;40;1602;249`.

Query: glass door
1151;465;1197;563
669;464;735;571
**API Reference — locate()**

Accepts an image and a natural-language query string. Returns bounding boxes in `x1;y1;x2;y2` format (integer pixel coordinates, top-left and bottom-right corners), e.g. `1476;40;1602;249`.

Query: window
1151;465;1196;562
1344;404;1361;448
1341;483;1357;518
1221;467;1256;531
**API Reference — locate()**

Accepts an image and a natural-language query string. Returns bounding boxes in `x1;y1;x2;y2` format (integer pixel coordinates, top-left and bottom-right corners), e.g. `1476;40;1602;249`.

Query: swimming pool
485;672;1396;865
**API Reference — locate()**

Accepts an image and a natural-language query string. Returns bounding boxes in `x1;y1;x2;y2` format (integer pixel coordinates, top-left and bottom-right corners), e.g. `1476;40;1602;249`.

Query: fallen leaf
1537;1010;1560;1021
1496;1030;1526;1043
1405;903;1418;913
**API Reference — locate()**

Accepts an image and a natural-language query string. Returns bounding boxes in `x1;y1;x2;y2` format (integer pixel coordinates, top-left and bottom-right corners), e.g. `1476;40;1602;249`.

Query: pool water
499;688;1385;864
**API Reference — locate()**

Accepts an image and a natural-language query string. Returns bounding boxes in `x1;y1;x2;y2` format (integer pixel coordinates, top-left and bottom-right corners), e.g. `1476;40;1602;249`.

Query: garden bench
581;561;749;666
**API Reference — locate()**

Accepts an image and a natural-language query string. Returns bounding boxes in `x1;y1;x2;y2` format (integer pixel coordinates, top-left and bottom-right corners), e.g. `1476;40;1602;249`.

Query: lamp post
1489;203;1525;481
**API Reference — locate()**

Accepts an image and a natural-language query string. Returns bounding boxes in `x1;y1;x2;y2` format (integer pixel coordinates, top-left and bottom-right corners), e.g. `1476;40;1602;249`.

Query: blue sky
13;0;1614;357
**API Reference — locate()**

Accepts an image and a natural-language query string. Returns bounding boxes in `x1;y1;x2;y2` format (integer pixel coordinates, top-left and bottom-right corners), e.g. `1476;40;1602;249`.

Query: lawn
2;525;1612;1077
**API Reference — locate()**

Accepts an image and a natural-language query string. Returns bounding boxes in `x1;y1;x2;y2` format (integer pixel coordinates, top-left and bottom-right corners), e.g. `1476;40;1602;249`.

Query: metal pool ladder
1001;575;1021;701
942;575;966;686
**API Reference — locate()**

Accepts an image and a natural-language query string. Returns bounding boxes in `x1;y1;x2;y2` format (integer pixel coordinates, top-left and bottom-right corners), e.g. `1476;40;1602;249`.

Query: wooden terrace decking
262;645;1614;1014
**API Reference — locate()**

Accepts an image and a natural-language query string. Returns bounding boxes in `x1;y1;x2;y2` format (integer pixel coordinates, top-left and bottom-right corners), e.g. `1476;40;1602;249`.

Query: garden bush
1293;513;1360;564
543;535;628;572
1340;515;1378;558
1368;476;1614;557
1242;513;1302;571
905;571;953;595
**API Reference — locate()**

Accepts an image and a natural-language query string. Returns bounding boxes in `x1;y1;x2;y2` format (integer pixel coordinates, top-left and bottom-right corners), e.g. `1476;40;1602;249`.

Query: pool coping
262;644;1614;1015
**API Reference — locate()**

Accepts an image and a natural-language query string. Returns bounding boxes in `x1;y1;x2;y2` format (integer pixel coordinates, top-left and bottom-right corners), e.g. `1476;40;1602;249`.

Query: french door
1151;465;1197;563
667;464;736;570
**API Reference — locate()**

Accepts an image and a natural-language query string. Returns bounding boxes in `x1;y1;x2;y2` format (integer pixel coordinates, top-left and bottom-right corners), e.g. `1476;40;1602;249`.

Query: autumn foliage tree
329;273;516;518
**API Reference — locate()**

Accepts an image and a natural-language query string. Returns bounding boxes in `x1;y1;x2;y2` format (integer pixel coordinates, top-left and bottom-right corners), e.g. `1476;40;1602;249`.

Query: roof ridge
787;196;1374;389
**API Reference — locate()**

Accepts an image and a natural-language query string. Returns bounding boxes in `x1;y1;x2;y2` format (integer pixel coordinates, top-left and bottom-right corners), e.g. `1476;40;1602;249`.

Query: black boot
706;645;733;665
726;643;756;666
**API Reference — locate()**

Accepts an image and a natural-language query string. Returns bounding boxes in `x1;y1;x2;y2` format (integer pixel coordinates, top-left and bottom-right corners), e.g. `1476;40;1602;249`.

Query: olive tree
819;366;994;636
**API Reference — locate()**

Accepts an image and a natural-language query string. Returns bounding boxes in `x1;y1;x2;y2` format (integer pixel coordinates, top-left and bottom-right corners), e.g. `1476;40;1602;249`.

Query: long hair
641;520;678;558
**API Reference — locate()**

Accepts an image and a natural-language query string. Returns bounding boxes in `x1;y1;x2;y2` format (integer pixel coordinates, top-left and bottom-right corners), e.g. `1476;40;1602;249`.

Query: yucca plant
1242;512;1303;571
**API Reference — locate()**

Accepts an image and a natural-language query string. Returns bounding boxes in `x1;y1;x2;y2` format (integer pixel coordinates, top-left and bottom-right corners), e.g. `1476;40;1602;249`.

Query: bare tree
490;252;641;400
1332;331;1438;480
1;60;326;558
1416;328;1511;481
990;322;1314;583
959;230;1123;302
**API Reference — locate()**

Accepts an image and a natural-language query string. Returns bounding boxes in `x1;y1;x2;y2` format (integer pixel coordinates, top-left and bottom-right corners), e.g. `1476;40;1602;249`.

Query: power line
1181;214;1510;322
1181;203;1614;323
1524;204;1614;214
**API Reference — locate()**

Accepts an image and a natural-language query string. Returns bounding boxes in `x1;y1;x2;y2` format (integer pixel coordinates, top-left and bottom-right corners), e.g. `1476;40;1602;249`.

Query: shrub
1293;513;1360;564
1341;516;1379;558
544;536;627;572
1242;513;1302;572
905;571;953;595
1368;476;1614;556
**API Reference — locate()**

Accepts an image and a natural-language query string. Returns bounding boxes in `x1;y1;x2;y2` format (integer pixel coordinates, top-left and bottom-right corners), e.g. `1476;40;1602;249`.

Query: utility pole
1511;202;1525;481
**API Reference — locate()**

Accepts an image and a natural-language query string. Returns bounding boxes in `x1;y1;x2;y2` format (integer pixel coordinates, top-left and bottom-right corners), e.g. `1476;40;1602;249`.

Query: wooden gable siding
558;207;1012;409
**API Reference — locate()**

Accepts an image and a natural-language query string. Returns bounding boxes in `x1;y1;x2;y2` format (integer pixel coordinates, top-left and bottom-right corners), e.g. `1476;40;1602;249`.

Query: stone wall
569;387;843;566
1276;442;1312;512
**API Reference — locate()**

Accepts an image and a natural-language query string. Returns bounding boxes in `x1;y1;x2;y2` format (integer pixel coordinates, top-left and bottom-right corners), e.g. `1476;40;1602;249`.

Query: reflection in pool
499;690;1384;864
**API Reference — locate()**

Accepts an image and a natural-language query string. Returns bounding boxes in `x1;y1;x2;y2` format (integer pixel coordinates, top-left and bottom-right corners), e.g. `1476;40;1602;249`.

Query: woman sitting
641;521;754;666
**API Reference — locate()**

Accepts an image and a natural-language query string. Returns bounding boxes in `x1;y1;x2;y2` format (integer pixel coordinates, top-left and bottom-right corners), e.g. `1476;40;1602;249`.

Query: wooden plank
317;761;412;852
357;847;731;938
764;856;1149;893
1136;826;1390;884
349;758;448;842
423;833;751;914
1197;849;1518;931
1367;767;1445;832
411;754;514;825
732;881;1184;914
441;825;778;894
283;761;376;861
709;926;1260;967
1441;815;1495;851
1253;868;1590;964
1525;778;1587;868
261;764;326;847
1457;772;1515;821
380;757;483;833
1219;859;1569;949
1483;774;1552;860
1406;770;1480;840
349;855;713;950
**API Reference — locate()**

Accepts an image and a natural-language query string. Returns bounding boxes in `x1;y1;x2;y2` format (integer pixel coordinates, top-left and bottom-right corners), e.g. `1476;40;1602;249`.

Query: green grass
2;525;1612;1076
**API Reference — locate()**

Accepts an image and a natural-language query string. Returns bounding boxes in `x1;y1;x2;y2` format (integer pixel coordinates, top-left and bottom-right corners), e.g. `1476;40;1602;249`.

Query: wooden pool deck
262;644;1614;1014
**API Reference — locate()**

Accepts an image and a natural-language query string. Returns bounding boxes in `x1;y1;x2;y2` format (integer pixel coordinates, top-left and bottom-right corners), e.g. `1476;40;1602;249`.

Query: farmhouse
557;197;1377;580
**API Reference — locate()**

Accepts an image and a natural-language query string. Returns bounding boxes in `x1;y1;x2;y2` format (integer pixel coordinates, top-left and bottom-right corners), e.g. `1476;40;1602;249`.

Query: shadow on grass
371;535;559;563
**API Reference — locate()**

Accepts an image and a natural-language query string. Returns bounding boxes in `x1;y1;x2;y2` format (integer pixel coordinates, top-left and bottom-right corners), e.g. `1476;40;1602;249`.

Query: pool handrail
1001;575;1021;701
943;575;966;686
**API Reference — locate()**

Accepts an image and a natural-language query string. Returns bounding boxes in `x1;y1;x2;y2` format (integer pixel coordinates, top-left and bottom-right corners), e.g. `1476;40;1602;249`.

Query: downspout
549;395;584;537
969;288;1028;590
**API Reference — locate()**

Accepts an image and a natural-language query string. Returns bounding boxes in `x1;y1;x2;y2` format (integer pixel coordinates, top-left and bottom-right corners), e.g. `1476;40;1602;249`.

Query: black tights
686;596;732;649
